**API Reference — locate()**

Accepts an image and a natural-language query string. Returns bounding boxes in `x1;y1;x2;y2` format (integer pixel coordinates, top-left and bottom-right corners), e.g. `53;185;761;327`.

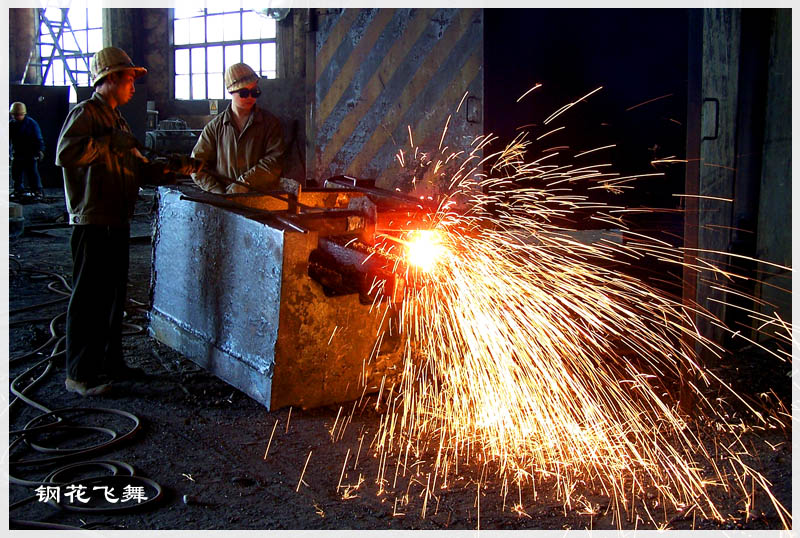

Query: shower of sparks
359;88;793;529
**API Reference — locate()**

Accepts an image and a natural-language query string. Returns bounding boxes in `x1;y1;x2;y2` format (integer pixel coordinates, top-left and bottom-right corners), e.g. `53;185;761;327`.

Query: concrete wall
9;8;37;84
141;9;171;116
754;9;792;338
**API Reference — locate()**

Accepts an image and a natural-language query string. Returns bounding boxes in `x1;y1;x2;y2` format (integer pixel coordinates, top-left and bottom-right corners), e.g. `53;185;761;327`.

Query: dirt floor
6;187;792;530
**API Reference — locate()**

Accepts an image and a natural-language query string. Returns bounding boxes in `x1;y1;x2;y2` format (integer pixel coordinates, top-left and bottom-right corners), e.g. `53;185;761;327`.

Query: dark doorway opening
484;8;689;292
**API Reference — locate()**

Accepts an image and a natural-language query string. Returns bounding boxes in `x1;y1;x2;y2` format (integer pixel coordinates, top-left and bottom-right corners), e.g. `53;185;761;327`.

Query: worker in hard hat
55;46;199;397
190;62;284;194
9;101;46;201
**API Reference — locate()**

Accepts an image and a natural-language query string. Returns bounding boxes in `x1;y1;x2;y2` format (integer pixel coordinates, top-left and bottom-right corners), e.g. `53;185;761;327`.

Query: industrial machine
149;177;434;410
144;118;203;158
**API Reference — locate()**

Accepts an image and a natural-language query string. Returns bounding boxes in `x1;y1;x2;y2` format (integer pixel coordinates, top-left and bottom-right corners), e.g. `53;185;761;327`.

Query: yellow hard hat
9;102;26;115
90;46;147;86
224;63;258;92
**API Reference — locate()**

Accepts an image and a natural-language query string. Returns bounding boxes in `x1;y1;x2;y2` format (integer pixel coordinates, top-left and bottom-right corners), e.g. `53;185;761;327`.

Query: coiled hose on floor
8;259;164;529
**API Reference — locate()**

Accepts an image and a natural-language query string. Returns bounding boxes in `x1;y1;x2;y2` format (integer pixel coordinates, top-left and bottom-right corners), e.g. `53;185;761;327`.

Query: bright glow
405;230;446;273
358;108;792;528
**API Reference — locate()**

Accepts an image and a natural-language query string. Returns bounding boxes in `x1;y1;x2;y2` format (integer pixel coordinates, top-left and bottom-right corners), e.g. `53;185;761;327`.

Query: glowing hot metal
404;230;447;273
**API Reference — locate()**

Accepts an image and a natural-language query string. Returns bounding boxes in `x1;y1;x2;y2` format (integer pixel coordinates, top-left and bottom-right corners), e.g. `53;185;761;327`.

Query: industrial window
172;7;277;100
37;3;103;102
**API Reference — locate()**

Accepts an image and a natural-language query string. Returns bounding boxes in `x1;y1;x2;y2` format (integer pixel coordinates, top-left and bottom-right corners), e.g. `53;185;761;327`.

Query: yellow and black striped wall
309;8;484;195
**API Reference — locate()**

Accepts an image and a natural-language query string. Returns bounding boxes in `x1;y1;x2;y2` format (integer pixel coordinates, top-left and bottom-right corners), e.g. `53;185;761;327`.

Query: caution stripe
312;8;482;180
342;9;478;177
316;9;396;132
315;9;362;85
375;52;482;186
318;9;432;174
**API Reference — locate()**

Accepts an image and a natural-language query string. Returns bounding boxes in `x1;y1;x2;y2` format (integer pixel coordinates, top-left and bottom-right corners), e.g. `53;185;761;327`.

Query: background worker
9;101;46;201
56;46;199;397
191;62;284;194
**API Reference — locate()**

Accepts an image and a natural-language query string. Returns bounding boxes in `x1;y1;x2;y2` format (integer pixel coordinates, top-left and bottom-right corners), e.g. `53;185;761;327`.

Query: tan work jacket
191;104;284;193
56;92;167;226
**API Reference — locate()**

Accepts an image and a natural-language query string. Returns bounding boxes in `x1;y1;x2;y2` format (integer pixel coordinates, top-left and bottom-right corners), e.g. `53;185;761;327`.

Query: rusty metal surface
308;235;405;304
150;184;403;410
270;230;403;409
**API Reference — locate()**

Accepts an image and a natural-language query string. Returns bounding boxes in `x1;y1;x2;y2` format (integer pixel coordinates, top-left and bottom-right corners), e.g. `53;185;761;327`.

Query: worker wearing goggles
190;62;285;194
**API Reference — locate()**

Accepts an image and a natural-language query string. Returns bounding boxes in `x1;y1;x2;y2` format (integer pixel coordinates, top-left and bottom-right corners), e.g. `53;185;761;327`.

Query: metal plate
150;184;403;410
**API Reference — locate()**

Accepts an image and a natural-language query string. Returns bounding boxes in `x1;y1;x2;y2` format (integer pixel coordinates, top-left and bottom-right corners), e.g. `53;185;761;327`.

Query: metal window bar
172;8;276;100
24;8;92;87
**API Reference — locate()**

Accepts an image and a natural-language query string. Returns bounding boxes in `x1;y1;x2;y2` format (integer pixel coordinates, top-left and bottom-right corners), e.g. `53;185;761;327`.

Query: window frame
37;6;103;92
170;8;278;101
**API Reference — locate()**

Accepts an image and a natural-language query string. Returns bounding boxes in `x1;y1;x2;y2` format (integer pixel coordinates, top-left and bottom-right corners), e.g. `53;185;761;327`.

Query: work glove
110;129;140;153
226;181;249;194
165;154;204;176
209;185;226;194
36;150;45;161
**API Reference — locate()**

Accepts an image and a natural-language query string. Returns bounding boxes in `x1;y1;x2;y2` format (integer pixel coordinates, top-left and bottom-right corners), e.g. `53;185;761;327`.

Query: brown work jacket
56;92;169;226
191;104;284;193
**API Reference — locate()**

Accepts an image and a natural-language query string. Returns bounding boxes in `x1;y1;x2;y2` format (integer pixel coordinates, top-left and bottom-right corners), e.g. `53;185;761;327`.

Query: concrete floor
6;187;791;530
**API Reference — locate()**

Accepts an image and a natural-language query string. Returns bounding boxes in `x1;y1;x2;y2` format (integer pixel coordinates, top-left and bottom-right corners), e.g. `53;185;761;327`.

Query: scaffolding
21;8;91;87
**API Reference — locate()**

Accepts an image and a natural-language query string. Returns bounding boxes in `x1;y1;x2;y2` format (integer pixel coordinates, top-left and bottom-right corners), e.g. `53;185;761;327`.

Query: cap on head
224;63;259;93
90;46;147;86
9;102;26;115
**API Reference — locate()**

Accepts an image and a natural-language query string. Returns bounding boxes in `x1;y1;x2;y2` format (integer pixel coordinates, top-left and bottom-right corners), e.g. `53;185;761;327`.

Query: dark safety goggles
235;86;262;99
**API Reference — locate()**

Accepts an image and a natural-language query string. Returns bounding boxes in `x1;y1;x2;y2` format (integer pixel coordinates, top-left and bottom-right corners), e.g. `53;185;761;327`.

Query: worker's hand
226;181;249;194
166;155;204;176
110;129;140;153
146;157;180;185
209;185;226;194
36;150;45;161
